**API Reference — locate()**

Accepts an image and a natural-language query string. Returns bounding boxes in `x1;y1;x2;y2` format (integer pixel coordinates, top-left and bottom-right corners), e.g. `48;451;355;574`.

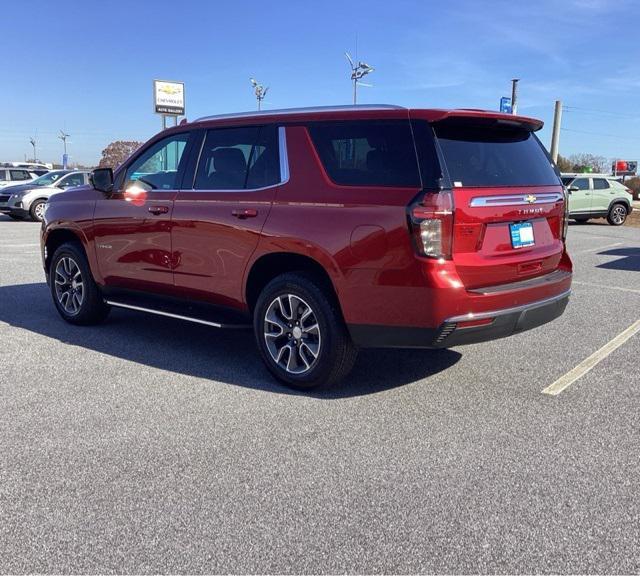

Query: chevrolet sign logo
525;194;537;204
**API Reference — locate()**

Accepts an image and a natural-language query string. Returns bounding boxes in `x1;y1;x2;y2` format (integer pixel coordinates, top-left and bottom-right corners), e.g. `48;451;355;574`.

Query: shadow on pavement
596;247;640;272
0;282;461;398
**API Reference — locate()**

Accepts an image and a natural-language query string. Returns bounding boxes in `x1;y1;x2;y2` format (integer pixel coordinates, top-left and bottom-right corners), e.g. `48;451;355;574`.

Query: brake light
409;191;454;259
561;188;569;241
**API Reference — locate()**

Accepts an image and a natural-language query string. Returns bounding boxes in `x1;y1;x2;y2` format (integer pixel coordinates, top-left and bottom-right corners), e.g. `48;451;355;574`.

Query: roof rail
194;104;406;123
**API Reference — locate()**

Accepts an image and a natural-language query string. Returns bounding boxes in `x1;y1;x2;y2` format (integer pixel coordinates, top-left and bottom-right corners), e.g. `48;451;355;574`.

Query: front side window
593;178;610;190
124;132;190;191
59;173;86;188
573;178;590;190
308;120;421;187
0;171;7;181
193;125;280;190
434;120;560;187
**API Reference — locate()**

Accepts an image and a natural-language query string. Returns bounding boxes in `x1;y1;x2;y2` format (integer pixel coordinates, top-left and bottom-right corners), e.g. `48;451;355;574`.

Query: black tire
253;272;357;390
607;203;627;226
29;199;47;222
49;242;110;325
573;217;590;224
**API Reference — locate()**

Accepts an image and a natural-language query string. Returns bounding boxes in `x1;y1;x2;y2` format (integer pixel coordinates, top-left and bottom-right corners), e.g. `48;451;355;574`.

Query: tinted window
593;178;610;190
561;177;573;186
0;171;6;181
10;170;31;181
434;120;559;187
573;178;590;190
308;120;421;187
194;125;279;190
124;133;190;191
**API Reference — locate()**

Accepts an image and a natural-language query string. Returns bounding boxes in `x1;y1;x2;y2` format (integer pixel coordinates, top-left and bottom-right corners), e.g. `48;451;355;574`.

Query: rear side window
10;170;30;181
308;120;421;187
0;171;7;181
194;125;279;190
593;178;610;190
434;120;559;187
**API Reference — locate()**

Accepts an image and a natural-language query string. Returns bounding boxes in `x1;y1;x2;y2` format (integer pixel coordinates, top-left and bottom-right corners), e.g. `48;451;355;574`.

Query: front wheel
49;242;110;325
253;272;357;390
607;203;627;226
29;199;47;222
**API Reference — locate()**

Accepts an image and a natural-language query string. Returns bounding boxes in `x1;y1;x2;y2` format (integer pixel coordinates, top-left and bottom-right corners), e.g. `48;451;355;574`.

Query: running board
105;299;251;329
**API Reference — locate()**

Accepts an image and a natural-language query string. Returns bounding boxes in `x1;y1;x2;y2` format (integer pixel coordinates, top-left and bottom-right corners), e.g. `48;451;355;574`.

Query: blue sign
62;153;68;169
500;97;512;114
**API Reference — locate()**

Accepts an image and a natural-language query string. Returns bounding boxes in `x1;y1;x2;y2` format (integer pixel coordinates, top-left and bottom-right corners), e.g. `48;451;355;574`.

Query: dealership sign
153;80;185;115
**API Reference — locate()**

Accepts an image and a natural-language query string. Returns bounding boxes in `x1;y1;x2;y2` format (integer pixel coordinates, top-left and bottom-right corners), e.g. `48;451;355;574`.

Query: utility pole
59;130;70;168
250;78;268;111
550;100;562;163
29;137;37;162
345;52;374;104
510;78;519;115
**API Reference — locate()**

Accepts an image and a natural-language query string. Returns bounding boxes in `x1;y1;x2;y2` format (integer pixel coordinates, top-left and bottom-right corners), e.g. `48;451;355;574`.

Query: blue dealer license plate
510;221;535;248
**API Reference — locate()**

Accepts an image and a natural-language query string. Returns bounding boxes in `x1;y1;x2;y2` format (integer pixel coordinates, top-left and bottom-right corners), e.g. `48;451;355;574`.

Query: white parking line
0;243;40;248
575;242;624;254
573;281;640;295
542;319;640;396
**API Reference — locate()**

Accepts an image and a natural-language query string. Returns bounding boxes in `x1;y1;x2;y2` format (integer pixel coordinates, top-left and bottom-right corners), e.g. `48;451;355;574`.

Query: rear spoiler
419;109;544;132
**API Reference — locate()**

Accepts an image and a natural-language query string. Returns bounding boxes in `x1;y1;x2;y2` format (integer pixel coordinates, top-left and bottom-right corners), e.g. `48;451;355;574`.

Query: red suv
41;105;572;390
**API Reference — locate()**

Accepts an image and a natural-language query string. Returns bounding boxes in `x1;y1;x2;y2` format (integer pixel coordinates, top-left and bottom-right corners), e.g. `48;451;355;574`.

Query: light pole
59;130;70;168
345;53;374;104
29;137;37;162
250;78;269;111
510;78;519;115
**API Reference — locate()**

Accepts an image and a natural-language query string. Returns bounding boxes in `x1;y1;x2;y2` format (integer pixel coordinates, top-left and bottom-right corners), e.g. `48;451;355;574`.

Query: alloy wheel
54;257;84;315
263;294;321;374
33;202;46;221
611;205;626;225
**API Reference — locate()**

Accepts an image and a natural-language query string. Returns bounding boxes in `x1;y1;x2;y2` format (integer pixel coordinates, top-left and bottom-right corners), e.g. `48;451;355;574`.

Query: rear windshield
434;120;560;187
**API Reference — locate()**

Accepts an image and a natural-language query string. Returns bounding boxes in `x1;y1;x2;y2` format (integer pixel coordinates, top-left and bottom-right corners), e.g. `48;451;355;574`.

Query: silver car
0;170;91;221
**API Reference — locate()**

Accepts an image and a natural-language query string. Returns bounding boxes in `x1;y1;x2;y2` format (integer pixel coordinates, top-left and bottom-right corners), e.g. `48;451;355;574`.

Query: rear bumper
349;289;571;349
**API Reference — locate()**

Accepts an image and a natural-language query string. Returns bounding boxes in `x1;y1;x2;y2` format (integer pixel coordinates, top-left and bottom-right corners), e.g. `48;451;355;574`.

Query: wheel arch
44;227;93;278
244;251;342;316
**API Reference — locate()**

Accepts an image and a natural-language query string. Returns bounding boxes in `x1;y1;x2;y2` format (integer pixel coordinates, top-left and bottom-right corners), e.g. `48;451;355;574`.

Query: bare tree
98;141;144;169
568;153;609;173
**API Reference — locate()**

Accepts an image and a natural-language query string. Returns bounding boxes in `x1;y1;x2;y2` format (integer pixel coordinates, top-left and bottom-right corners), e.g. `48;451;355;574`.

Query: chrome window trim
469;192;564;207
194;104;405;123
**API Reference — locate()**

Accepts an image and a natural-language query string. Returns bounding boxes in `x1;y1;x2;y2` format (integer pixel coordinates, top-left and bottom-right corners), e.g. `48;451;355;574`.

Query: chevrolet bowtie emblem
525;194;537;204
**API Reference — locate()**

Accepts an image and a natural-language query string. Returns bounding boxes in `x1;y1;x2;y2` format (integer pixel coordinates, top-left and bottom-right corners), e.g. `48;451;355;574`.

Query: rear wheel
607;203;627;226
253;272;357;390
49;242;110;325
29;199;47;222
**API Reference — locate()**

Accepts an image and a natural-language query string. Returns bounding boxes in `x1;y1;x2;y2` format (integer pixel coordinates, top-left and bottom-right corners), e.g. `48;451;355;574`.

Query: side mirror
568;185;580;193
91;168;114;193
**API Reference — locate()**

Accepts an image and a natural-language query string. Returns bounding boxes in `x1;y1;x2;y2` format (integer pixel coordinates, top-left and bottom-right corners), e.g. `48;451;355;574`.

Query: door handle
148;205;169;215
231;208;258;219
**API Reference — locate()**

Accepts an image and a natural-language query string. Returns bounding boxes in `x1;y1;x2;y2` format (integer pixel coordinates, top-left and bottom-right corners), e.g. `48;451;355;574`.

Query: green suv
561;174;633;226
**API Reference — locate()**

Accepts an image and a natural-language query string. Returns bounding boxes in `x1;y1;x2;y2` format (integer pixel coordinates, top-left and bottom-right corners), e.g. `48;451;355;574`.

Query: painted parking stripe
573;281;640;295
542;319;640;396
575;241;623;254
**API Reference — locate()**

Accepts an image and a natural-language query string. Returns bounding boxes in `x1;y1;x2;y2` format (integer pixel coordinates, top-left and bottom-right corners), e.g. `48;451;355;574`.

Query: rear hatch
431;116;565;289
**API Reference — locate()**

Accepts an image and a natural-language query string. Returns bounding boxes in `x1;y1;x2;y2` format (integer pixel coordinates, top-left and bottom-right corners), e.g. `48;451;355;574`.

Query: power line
562;106;640;120
561;127;640;141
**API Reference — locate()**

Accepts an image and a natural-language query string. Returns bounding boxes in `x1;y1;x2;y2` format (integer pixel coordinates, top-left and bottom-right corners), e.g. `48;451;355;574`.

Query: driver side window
123;133;190;191
573;178;590;190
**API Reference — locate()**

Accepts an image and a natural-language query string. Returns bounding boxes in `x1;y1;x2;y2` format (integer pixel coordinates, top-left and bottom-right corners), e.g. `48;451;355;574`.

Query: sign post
153;80;185;130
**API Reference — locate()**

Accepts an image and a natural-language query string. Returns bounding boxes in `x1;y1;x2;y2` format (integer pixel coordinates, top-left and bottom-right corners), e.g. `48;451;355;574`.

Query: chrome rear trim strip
469;192;563;207
469;269;572;295
446;289;571;323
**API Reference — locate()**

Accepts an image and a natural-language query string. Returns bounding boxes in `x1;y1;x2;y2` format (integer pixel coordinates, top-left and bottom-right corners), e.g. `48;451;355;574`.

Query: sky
1;0;638;166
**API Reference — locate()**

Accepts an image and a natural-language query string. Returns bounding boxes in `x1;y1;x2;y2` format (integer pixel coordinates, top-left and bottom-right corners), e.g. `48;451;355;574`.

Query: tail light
409;190;454;259
561;188;569;241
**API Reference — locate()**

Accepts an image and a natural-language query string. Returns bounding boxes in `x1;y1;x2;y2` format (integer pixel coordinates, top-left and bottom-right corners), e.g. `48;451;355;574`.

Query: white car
0;166;36;188
0;170;91;221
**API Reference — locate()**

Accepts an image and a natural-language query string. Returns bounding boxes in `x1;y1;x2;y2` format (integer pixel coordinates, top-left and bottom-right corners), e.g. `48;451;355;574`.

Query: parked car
41;105;572;390
561;173;633;225
0;166;36;188
0;170;91;221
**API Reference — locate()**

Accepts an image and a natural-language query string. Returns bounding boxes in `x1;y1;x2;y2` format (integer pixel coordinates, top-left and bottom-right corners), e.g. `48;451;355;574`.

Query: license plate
510;221;535;248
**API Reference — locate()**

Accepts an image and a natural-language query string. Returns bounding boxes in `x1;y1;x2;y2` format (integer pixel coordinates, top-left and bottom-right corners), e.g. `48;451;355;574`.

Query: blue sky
1;0;638;166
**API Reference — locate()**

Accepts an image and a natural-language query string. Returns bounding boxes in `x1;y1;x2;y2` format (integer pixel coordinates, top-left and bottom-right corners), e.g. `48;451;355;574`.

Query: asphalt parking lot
0;216;638;574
